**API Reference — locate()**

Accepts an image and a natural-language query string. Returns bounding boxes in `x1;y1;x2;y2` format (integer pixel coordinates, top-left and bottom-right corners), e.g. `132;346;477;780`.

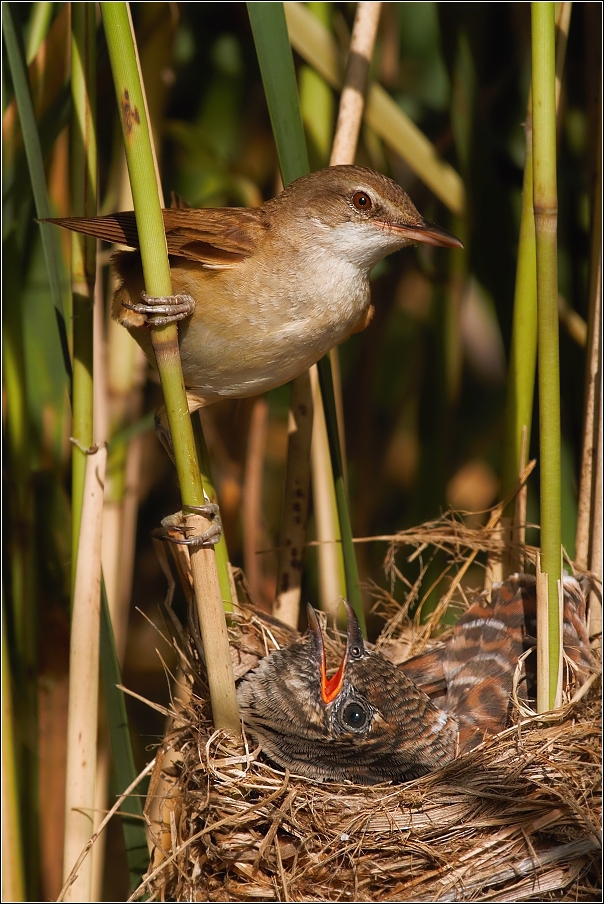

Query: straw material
133;523;601;903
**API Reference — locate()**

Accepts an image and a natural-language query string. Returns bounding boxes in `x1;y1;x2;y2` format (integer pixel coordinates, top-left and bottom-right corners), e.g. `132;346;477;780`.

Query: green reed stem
531;1;562;709
100;2;239;732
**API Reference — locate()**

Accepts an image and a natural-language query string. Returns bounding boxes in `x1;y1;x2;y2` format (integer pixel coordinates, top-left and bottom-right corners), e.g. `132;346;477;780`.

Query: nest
132;515;601;902
135;688;600;901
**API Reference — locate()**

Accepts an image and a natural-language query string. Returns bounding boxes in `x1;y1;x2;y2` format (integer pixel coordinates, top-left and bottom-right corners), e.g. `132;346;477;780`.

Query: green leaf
247;2;309;185
2;2;72;386
99;584;149;892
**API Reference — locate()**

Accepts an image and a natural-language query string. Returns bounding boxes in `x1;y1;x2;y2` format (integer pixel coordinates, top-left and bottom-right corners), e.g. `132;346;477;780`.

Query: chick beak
390;219;464;249
307;602;365;705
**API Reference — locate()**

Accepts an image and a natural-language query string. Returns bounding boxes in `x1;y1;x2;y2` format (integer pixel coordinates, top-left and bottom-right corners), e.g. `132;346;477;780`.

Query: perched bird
237;601;459;785
47;165;461;410
237;575;597;784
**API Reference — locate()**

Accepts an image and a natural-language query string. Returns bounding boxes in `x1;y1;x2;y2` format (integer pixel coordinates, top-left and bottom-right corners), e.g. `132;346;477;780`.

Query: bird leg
154;504;222;549
121;291;195;326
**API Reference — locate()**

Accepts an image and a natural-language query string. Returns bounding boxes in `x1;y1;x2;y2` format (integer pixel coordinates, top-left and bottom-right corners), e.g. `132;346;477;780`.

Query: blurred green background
2;2;599;899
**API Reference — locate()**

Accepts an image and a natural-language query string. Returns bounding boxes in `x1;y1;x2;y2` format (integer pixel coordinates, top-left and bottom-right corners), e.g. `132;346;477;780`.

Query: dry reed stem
243;399;269;605
62;444;107;901
310;366;345;618
275;372;315;627
329;2;382;167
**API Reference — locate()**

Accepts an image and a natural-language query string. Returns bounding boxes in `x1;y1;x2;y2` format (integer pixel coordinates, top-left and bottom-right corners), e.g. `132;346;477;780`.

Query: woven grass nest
133;521;602;902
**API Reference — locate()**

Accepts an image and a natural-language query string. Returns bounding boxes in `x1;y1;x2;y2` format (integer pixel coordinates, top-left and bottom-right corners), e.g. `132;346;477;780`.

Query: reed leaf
99;585;148;892
2;2;72;384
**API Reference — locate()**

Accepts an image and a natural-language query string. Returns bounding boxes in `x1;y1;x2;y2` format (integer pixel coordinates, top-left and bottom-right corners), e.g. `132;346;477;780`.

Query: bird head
237;601;458;785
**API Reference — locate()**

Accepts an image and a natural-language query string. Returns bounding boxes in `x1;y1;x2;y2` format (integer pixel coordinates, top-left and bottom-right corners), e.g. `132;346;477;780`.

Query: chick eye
341;701;368;730
352;191;372;211
349;644;363;659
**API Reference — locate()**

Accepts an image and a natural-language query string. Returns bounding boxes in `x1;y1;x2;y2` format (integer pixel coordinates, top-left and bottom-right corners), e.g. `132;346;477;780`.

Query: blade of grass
531;1;562;711
100;2;239;734
99;584;149;892
25;1;54;64
248;2;310;184
299;1;334;168
2;2;72;386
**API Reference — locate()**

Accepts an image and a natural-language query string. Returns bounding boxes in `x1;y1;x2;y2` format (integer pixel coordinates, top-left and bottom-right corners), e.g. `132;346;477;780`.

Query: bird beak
307;602;365;705
388;219;464;249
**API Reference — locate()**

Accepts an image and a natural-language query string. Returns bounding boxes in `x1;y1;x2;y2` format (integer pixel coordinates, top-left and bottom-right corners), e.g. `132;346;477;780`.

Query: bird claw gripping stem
121;291;195;326
154;503;222;549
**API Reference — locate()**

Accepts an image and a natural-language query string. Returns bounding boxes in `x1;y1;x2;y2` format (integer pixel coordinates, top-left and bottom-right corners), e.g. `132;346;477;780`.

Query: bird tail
41;211;140;248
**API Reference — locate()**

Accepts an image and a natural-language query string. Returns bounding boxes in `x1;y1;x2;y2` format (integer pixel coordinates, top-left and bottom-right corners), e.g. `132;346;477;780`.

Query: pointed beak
307;602;366;705
388;219;464;249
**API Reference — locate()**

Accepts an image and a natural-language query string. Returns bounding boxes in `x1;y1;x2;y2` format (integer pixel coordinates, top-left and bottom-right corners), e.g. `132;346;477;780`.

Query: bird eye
352;191;372;211
341;701;368;730
349;644;363;659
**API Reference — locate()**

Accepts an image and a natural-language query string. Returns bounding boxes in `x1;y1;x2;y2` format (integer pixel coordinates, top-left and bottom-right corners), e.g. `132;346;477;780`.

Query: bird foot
121;291;195;326
155;504;222;548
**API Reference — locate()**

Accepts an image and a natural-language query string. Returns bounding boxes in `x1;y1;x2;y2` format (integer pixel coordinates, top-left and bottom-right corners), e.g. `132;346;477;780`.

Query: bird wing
44;206;268;267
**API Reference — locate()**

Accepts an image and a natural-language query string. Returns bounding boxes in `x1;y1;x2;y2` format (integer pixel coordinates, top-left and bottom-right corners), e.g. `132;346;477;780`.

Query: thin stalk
575;67;602;576
70;1;97;585
501;130;538;507
274;372;315;628
329;2;381;166
328;0;383;486
100;2;239;734
317;356;364;630
310;365;345;618
532;1;562;711
242;399;269;604
192;415;234;611
501;2;572;507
